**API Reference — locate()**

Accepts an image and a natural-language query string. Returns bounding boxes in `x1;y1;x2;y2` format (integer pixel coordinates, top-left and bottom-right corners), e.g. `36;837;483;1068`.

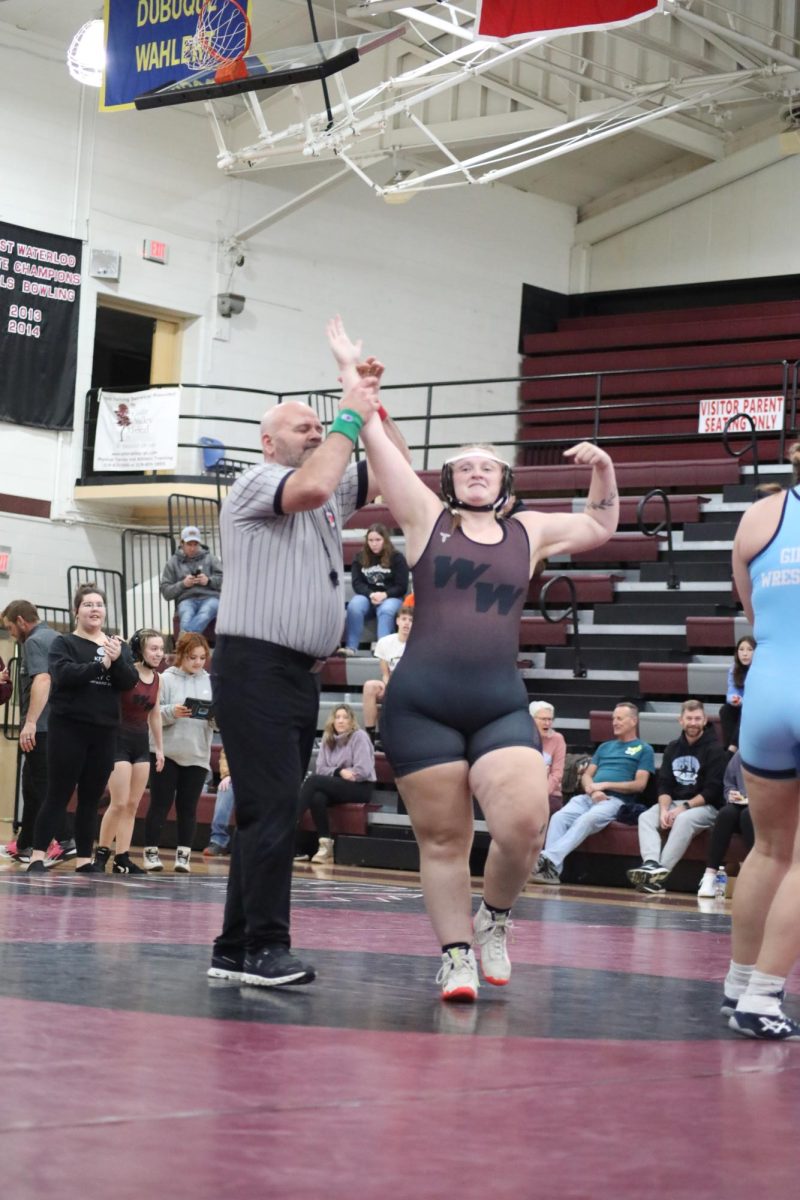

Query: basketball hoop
189;0;251;83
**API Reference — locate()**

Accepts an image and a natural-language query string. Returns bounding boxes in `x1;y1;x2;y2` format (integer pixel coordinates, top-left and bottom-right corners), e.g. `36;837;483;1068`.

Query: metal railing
538;575;587;678
166;495;221;556
722;412;760;492
121;530;174;641
637;489;680;591
66;567;127;637
77;355;800;483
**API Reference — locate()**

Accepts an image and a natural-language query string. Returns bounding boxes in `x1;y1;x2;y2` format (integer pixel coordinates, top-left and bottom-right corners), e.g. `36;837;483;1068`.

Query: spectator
143;632;214;873
718;636;755;752
297;704;375;865
528;700;567;807
94;629;165;874
26;584;138;873
531;702;654;884
0;651;11;706
1;602;78;866
362;604;414;746
204;747;234;857
338;524;409;656
627;699;727;895
160;526;223;634
697;751;754;898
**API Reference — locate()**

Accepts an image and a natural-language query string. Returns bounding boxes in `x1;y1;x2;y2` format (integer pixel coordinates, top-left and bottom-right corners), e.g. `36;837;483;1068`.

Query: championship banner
101;0;251;111
0;221;82;431
476;0;661;41
94;387;181;472
698;396;785;435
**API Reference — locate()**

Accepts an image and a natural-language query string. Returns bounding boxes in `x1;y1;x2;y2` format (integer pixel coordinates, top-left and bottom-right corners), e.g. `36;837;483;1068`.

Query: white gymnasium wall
584;155;800;292
0;25;575;606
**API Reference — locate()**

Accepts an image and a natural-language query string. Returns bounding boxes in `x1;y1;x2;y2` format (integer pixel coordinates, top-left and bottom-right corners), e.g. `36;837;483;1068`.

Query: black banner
0;221;83;430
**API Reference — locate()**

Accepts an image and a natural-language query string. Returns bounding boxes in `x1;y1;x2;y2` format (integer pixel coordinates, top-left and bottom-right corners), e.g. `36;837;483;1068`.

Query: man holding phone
160;526;223;634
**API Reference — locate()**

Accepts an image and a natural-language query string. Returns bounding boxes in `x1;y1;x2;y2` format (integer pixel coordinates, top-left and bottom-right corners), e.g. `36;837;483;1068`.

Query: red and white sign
0;547;9;577
476;0;661;41
142;239;169;265
698;395;785;435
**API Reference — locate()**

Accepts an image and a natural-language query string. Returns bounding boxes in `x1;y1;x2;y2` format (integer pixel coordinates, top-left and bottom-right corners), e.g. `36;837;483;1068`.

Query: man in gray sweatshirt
160;526;223;634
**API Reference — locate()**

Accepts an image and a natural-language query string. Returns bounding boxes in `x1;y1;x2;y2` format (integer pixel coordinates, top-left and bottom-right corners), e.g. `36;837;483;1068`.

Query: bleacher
20;294;796;889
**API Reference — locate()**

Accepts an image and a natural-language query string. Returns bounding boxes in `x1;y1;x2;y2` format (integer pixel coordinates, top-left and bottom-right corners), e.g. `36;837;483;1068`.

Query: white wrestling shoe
436;947;480;1003
473;901;512;986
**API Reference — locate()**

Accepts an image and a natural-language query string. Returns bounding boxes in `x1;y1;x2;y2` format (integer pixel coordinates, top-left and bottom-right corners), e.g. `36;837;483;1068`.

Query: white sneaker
697;872;717;899
435;947;480;1003
174;846;191;873
311;837;334;865
143;847;163;872
473;901;512;986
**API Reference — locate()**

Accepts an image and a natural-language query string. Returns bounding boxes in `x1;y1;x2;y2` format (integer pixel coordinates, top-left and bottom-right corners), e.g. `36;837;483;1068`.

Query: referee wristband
378;404;389;422
330;408;364;445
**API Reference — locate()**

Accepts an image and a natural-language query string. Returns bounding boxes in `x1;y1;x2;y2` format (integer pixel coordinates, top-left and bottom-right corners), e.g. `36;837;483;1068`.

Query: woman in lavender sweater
298;704;375;865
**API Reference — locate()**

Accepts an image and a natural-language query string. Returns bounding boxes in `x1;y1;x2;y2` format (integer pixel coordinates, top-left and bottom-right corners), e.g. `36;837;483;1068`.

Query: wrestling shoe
241;946;316;987
207;949;246;982
473;901;512;986
92;846;112;873
722;988;784;1018
729;1009;800;1040
142;847;163;872
44;839;77;867
112;852;145;875
0;840;19;860
436;947;479;1003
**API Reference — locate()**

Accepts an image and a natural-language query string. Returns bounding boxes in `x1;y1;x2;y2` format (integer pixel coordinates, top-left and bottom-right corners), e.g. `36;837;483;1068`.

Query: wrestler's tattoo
586;491;617;512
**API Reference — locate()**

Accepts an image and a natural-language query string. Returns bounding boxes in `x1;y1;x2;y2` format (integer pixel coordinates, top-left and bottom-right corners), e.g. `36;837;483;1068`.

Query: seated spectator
204;747;234;857
718;635;754;752
627;699;727;895
160;525;223;635
531;702;654;884
338;524;409;656
362;605;414;747
296;704;375;865
697;750;754;898
529;700;566;807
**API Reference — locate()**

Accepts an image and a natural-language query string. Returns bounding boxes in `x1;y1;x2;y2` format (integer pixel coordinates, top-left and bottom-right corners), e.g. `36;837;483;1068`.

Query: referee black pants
212;636;320;954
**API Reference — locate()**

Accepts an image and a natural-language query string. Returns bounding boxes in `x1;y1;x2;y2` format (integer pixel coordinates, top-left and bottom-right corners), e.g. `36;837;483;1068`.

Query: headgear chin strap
440;450;514;514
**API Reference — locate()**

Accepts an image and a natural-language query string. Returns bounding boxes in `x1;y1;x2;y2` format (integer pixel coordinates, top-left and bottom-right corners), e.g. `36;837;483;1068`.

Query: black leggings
33;716;116;857
719;703;742;750
144;755;207;848
298;774;373;838
706;802;754;869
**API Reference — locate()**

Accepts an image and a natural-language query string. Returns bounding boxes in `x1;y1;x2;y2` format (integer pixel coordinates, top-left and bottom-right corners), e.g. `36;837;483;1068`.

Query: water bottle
714;866;728;899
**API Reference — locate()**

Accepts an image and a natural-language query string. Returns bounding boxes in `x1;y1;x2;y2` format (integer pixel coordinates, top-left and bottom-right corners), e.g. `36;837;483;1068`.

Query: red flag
476;1;661;41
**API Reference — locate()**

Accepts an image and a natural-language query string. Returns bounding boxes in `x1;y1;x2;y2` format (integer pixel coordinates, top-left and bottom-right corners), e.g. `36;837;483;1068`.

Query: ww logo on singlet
433;556;524;615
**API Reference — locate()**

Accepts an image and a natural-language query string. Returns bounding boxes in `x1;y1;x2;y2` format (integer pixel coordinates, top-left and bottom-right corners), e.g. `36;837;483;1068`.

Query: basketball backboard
134;26;406;110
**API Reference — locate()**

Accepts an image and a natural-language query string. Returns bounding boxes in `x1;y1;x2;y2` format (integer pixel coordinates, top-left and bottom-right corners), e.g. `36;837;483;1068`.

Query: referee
209;370;407;987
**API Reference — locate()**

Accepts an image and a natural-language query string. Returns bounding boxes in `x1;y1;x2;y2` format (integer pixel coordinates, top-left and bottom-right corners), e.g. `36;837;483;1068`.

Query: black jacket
351;551;409;600
48;634;138;726
657;726;727;809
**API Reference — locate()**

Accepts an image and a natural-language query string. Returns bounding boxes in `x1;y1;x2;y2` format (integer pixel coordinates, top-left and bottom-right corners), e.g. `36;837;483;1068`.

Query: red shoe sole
441;987;477;1003
482;975;509;986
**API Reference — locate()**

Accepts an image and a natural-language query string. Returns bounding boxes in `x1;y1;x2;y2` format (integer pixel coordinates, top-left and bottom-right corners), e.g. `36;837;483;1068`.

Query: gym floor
0;860;797;1199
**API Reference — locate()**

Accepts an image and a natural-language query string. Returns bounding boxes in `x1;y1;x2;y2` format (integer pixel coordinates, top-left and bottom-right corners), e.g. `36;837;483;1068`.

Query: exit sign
0;546;10;577
142;239;168;265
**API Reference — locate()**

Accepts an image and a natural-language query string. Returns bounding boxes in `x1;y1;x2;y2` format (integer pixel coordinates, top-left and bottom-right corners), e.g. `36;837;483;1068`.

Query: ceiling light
67;19;105;88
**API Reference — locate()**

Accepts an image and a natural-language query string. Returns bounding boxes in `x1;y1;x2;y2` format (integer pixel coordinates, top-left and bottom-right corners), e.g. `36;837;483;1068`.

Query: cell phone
185;696;215;720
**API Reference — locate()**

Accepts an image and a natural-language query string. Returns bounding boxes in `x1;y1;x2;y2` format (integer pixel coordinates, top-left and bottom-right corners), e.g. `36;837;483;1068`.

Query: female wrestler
94;629;165;874
327;317;619;1001
725;442;800;1039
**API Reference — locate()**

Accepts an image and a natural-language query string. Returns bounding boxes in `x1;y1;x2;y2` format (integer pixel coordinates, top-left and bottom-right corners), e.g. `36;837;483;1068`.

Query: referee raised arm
208;362;405;987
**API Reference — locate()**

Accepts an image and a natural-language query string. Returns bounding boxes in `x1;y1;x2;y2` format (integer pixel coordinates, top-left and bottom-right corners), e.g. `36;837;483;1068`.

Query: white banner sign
698;395;784;434
93;387;180;472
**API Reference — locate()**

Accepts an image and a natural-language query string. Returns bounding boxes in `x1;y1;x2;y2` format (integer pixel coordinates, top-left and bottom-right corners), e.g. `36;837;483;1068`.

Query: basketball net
189;0;251;83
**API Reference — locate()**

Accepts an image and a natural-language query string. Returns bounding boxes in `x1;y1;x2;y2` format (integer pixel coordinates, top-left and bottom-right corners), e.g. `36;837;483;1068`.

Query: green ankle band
330;408;364;444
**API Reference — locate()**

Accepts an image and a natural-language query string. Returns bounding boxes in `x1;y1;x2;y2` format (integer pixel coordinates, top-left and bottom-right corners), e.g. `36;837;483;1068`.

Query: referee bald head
260;401;324;468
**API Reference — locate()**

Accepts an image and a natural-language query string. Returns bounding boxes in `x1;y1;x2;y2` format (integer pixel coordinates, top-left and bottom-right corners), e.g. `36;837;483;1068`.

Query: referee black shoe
241;946;316;987
207;949;246;982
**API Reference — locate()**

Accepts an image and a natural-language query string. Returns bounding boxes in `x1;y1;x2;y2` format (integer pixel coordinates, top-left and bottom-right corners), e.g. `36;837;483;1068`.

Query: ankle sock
724;961;754;999
442;942;471;956
482;902;511;919
738;969;787;1014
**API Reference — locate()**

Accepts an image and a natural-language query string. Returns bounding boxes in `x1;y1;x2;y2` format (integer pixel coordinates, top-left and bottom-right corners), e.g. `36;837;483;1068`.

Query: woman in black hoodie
338;524;409;655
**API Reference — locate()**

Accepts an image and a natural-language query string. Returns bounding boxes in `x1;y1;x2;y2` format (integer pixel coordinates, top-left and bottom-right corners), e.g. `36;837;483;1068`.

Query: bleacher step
640;561;732;583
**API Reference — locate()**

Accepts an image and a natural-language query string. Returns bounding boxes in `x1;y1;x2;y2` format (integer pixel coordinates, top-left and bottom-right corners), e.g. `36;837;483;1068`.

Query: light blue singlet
740;487;800;778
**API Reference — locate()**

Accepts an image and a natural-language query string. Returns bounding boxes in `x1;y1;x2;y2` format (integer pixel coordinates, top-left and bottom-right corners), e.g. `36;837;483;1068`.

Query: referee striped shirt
216;458;368;657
